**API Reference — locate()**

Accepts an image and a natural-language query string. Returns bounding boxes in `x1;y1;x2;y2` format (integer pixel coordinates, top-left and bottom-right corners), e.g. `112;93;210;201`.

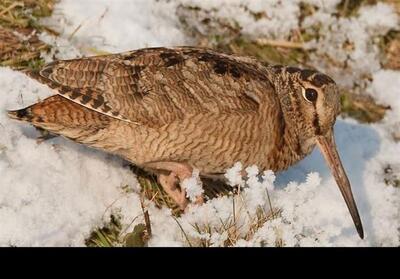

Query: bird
7;46;364;239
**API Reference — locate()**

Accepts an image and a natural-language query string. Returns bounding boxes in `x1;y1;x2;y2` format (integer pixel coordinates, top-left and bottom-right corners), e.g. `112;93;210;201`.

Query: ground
0;0;399;247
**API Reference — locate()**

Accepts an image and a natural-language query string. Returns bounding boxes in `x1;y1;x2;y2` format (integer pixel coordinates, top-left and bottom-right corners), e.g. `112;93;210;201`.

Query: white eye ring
302;87;318;103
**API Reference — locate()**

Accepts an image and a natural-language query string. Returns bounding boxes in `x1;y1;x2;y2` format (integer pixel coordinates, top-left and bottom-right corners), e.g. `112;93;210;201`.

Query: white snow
224;161;245;187
178;0;300;40
368;69;400;124
41;0;188;55
303;2;399;89
181;169;204;202
0;0;399;246
0;69;142;246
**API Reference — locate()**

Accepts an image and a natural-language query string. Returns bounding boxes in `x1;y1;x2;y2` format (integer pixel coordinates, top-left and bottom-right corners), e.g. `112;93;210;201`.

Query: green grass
340;91;389;123
216;37;309;67
380;30;400;70
0;0;56;70
0;0;56;29
85;205;151;247
336;0;378;17
85;214;122;247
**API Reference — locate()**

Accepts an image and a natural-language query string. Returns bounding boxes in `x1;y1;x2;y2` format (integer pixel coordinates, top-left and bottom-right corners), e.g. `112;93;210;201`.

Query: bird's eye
302;88;318;103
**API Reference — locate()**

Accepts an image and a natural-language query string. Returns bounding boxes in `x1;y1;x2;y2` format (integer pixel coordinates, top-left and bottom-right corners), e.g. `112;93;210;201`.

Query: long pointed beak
316;129;364;239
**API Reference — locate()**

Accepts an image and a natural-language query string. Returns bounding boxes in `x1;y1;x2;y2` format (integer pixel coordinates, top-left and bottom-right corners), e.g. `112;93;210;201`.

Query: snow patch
0;68;141;246
182;169;204;202
41;0;188;54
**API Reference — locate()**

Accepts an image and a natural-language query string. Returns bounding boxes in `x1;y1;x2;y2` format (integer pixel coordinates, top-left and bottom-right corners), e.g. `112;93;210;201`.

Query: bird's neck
260;66;317;170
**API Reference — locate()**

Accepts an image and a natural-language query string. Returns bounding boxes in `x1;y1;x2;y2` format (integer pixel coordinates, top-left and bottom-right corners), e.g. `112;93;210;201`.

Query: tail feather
7;107;34;121
7;95;111;142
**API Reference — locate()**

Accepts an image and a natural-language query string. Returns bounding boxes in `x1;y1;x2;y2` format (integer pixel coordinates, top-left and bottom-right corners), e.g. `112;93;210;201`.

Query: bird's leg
157;172;188;210
144;161;204;210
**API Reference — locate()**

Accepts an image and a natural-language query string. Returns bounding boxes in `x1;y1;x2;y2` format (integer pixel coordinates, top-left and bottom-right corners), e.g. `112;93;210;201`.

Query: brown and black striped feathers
25;47;278;128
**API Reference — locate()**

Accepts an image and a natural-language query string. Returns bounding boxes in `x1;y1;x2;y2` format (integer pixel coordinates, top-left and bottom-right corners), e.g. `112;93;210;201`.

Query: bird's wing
26;47;276;127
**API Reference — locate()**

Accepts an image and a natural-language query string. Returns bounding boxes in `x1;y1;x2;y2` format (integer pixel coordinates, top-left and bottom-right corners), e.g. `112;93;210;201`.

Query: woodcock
7;47;364;239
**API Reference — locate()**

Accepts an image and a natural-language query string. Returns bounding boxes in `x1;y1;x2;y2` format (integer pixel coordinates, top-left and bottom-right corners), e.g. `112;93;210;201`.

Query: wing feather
26;47;276;127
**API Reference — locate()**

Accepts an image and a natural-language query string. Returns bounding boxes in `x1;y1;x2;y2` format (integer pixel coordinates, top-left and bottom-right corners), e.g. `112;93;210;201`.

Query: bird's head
269;66;340;151
269;65;364;239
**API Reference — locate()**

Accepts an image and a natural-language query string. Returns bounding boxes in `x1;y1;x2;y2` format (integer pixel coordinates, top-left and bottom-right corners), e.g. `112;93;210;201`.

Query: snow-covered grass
0;0;55;70
0;0;399;247
304;2;399;89
40;0;189;55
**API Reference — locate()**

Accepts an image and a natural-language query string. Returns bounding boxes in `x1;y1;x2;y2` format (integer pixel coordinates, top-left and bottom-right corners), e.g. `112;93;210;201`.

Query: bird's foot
158;172;188;210
145;161;204;211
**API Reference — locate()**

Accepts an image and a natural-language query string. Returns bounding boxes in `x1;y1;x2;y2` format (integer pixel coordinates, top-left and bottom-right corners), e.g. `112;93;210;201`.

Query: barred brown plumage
8;46;364;239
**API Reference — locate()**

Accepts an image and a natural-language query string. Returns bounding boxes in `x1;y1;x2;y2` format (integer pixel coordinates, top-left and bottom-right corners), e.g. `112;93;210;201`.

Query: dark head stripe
312;103;321;135
311;74;335;87
286;66;301;74
300;69;318;80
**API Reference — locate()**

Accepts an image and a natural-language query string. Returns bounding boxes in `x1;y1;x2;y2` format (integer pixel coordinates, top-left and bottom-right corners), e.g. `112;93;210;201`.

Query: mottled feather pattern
24;68;133;123
15;47;339;173
27;47;278;128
